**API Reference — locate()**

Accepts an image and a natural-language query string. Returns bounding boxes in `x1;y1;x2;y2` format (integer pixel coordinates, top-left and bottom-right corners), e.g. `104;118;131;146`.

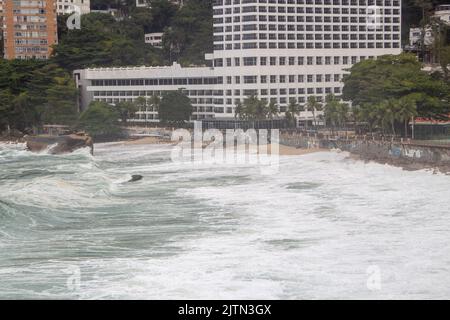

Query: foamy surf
0;143;449;299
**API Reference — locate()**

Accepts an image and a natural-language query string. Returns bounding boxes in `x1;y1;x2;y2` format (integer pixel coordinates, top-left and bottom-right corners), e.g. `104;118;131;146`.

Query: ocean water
0;141;449;299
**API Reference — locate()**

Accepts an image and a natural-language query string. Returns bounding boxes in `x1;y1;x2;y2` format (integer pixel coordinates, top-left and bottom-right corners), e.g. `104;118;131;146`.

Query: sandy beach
121;137;325;156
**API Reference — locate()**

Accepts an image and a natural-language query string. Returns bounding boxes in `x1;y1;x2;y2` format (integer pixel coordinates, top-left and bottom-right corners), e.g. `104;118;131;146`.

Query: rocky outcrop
0;129;25;142
25;133;94;155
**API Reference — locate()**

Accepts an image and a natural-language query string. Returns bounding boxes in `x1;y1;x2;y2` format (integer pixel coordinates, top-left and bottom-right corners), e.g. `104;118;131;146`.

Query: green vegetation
323;94;349;133
77;101;121;138
1;1;213;134
342;54;450;136
343;53;450;136
0;60;78;132
158;90;193;125
53;0;212;70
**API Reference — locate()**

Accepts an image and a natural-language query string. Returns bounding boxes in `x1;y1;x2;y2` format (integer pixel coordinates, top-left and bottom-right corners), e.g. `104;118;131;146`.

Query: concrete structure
406;4;450;53
145;32;163;48
433;4;450;24
76;0;402;125
91;8;118;17
136;0;184;8
56;0;90;15
0;0;58;60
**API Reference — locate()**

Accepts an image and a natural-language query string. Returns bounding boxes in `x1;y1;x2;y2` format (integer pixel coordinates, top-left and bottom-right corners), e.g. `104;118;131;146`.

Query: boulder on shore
25;133;94;155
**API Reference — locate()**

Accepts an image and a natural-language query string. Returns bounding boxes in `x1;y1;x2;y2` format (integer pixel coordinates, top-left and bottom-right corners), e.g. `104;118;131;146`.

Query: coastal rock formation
25;133;94;155
0;129;25;142
128;175;143;182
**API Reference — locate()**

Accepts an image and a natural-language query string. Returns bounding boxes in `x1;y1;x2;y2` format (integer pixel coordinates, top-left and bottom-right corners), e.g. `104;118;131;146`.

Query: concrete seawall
280;132;450;173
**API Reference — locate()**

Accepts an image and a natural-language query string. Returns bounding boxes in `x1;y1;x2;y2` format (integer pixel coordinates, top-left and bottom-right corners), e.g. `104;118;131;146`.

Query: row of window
214;15;400;24
92;86;342;100
91;77;225;87
93;90;340;113
213;0;400;6
219;55;362;67
224;1;404;8
214;24;400;33
213;7;400;15
214;41;400;49
214;33;400;41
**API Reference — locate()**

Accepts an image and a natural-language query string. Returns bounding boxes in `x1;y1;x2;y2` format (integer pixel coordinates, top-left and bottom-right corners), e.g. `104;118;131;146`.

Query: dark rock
128;175;143;182
1;129;24;141
25;133;94;155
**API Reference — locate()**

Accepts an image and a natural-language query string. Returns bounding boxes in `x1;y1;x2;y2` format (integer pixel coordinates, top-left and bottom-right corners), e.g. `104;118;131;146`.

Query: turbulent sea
0;142;449;299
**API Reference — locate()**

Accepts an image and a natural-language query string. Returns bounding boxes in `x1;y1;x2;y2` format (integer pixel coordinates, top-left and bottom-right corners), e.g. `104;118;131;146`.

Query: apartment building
56;0;90;15
1;0;58;60
75;0;402;125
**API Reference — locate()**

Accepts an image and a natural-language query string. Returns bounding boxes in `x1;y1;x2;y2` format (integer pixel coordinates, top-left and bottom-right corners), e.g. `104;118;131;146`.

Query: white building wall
76;0;402;123
57;0;90;15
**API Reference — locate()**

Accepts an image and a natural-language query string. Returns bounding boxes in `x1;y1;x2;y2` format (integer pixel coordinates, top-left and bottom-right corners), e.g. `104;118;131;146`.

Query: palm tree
243;95;267;121
377;100;397;136
134;96;147;123
114;101;138;125
235;101;244;119
149;95;161;113
286;100;301;127
336;102;349;130
397;95;418;138
306;96;322;130
267;101;279;119
324;94;338;132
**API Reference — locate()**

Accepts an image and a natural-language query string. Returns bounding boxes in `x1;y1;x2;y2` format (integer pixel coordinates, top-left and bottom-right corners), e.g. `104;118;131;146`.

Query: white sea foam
0;144;449;299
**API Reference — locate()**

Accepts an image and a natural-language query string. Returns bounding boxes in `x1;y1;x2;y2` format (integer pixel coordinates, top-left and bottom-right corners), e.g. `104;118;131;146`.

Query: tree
285;100;301;127
0;60;78;131
235;101;244;119
0;90;14;132
306;96;322;129
43;75;78;125
267;101;279;119
439;45;450;81
78;101;121;137
242;95;267;120
158;90;193;125
114;101;138;124
149;95;161;113
162;0;213;65
342;53;450;120
148;0;178;31
324;94;339;132
396;94;419;138
52;12;164;71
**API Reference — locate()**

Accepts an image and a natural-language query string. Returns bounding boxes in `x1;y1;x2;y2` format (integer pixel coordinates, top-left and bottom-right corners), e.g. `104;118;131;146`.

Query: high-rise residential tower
1;0;58;60
75;0;402;125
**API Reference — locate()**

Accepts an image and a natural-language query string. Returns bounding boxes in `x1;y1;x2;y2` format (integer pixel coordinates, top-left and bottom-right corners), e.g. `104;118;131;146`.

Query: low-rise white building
145;33;164;48
433;4;450;24
408;4;450;49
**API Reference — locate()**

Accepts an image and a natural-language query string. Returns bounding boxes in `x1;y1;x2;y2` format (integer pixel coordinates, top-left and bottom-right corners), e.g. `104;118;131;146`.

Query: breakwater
280;131;450;173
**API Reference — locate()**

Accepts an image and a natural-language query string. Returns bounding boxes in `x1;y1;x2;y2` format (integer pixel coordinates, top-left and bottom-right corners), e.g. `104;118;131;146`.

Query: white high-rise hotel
75;0;401;125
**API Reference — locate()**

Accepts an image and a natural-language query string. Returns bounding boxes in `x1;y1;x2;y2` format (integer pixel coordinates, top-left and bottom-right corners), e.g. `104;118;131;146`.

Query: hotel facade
0;0;58;60
75;0;402;125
